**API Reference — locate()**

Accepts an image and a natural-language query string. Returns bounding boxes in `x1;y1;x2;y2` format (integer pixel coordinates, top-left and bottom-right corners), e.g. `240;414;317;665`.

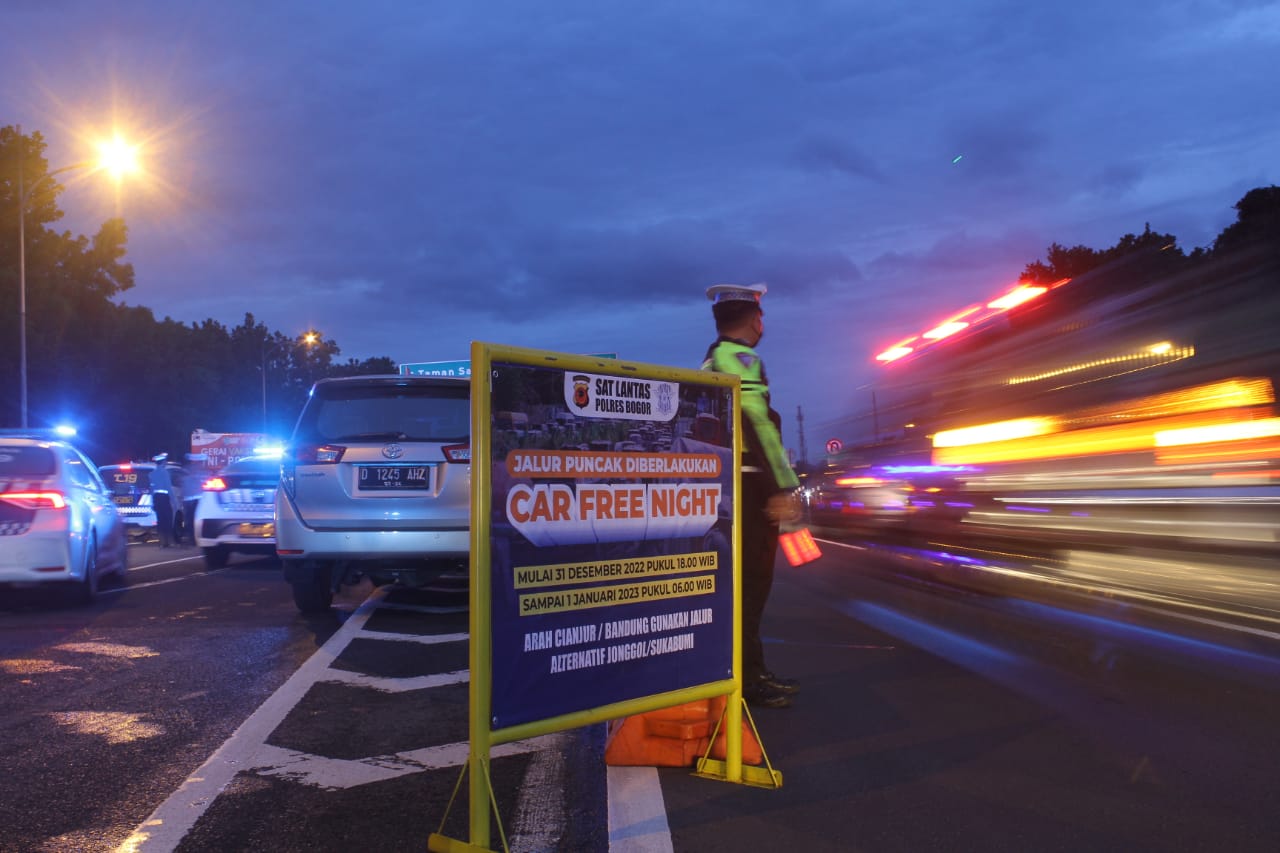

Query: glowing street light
14;126;140;428
96;133;140;181
261;331;321;433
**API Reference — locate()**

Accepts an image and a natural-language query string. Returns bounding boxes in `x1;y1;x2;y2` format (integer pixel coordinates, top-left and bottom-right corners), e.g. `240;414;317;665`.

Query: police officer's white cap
706;282;767;303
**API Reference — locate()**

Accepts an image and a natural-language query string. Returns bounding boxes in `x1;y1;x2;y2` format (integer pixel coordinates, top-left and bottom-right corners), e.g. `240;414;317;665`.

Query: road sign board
399;359;471;377
400;354;618;378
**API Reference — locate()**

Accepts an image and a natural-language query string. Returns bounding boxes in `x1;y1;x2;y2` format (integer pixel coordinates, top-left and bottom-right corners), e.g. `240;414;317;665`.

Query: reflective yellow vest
702;337;799;492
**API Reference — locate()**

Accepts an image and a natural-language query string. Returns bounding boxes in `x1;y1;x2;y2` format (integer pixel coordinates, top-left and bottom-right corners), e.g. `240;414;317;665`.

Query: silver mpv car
275;375;471;613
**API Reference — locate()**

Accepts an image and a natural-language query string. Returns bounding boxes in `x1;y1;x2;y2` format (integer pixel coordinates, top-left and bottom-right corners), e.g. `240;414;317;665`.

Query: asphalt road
0;543;333;853
0;543;603;853
646;535;1280;852
4;536;1279;852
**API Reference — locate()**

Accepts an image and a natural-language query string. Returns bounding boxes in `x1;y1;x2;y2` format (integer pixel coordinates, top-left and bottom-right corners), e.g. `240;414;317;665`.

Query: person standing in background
182;453;205;546
701;282;802;709
150;454;176;548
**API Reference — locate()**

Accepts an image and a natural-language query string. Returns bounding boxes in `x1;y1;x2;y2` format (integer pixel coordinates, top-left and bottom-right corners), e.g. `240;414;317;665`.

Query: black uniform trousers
740;471;781;681
183;497;200;545
153;492;175;547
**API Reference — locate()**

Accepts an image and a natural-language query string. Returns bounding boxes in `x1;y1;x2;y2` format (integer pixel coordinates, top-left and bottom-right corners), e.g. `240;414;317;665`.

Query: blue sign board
487;362;735;728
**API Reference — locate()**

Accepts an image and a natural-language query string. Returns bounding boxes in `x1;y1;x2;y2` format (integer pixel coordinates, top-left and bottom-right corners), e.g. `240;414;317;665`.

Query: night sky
3;1;1277;447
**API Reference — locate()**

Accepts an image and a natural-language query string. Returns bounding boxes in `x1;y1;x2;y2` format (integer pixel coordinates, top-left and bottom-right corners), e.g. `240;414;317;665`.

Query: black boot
760;670;800;695
744;679;793;709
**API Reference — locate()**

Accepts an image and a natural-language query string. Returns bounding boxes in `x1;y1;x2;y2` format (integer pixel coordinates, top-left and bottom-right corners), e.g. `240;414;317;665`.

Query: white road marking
358;630;470;645
375;600;468;615
607;766;674;852
817;538;867;551
117;587;390;852
126;554;202;570
250;736;554;790
93;550;218;596
116;581;663;852
249;743;424;789
102;570;227;595
317;668;469;692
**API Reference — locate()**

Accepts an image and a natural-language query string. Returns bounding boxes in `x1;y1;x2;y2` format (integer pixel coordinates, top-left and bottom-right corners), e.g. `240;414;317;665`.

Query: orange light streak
933;408;1274;466
987;283;1047;310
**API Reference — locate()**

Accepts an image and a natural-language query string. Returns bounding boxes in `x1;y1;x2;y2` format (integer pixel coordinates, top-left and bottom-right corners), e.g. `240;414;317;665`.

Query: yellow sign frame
428;342;781;853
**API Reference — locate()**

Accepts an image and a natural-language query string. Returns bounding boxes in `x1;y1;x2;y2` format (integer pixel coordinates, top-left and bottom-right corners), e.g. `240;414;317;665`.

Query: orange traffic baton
778;527;821;566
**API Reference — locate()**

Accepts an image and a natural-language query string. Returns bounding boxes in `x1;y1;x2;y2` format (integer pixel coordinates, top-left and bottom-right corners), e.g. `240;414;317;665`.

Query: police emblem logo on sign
572;375;590;409
562;372;680;422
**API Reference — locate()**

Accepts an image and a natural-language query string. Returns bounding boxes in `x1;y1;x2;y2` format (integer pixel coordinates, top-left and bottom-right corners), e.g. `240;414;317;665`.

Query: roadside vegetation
3;124;1277;462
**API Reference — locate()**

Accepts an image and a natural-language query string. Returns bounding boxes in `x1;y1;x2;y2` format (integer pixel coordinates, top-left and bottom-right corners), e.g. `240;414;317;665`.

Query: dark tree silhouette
4;123;1278;464
1213;185;1280;255
1022;224;1184;283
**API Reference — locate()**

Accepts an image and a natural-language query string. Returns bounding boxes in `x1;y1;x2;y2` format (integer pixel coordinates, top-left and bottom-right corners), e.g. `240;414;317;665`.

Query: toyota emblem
382;443;405;459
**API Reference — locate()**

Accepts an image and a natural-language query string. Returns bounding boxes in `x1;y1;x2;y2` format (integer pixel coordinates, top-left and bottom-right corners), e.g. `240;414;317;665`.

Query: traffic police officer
150;453;176;548
701;282;801;708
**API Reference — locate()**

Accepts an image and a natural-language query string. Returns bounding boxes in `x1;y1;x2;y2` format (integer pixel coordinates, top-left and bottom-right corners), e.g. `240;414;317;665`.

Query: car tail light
202;477;228;492
442;443;470;463
1;490;68;510
294;444;346;464
280;443;346;498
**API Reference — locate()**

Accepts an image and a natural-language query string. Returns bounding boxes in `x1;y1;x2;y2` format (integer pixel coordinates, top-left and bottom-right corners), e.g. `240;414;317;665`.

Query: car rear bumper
195;517;276;549
275;493;468;559
115;507;158;528
275;526;470;559
0;535;73;582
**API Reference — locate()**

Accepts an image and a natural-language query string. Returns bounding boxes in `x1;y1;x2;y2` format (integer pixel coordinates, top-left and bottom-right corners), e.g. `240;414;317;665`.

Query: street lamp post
260;338;269;435
13;125;137;428
17;134;28;430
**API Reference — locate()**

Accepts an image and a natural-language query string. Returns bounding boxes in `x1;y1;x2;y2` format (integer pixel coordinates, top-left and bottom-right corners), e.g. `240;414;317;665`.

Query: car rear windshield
0;445;57;477
298;383;470;443
219;459;281;488
103;468;153;495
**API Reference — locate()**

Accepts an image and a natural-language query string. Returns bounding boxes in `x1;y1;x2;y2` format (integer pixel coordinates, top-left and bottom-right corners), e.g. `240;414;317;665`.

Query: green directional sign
398;359;472;377
400;354;617;377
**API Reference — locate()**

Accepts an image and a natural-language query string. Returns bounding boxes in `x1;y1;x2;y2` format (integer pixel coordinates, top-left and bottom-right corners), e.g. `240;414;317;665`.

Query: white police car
98;460;189;542
193;451;281;568
0;431;128;604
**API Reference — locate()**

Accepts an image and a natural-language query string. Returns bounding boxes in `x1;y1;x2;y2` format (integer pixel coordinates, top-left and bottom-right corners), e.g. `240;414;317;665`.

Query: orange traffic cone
705;695;763;765
604;697;762;767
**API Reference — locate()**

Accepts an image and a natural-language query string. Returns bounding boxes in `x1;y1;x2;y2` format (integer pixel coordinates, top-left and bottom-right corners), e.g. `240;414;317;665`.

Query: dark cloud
794;135;884;182
1088;161;1147;199
2;0;1277;433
